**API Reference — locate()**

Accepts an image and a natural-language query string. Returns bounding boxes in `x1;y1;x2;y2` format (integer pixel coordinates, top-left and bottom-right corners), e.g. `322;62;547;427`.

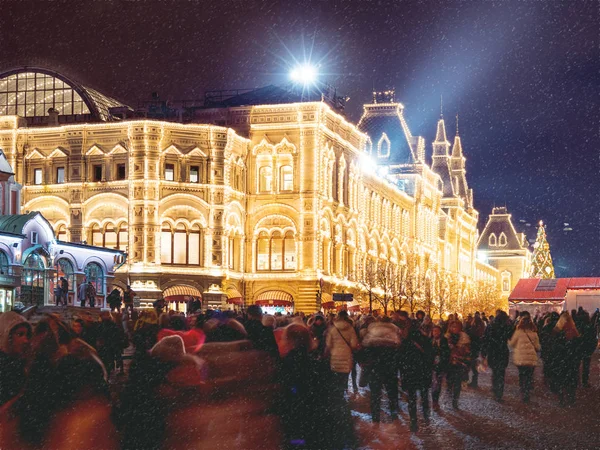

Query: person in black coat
575;311;597;388
278;323;340;449
244;305;280;359
397;318;433;432
481;310;512;401
430;325;450;407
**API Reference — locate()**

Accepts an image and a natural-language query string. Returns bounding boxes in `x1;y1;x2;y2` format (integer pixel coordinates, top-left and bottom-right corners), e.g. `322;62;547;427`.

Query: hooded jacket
325;319;358;373
0;312;31;406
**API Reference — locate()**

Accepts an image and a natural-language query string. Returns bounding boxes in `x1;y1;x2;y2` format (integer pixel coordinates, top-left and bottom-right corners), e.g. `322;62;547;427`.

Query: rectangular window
173;232;186;264
160;231;172;264
165;163;175;181
117;164;126;180
190;166;199;183
31;231;38;244
188;233;200;265
56;167;65;184
93;165;102;182
34;168;43;185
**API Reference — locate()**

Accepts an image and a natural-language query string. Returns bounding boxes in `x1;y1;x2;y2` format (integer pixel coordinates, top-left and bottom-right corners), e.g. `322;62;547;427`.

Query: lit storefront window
280;165;293;191
256;231;296;271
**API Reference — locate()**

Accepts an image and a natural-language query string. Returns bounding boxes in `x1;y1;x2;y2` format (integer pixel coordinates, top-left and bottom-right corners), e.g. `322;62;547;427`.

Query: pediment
48;147;69;158
186;146;208;158
86;144;105;156
25;149;46;160
163;144;183;155
274;137;297;154
252;138;274;155
108;143;128;155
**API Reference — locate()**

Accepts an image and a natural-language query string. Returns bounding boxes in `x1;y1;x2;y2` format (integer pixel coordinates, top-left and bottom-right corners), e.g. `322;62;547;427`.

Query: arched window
257;231;270;271
499;232;507;247
55;224;67;241
284;231;296;270
22;253;46;306
378;133;391;158
85;262;104;295
502;272;511;292
259;165;272;193
104;223;117;249
279;165;293;191
0;250;9;275
118;222;128;251
489;233;497;247
91;223;102;247
256;230;296;272
173;223;187;264
160;222;202;266
188;224;202;266
55;258;75;301
161;223;173;264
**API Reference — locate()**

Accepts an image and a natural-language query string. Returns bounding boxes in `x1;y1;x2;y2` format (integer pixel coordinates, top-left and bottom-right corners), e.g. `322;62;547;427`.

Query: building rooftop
0;67;132;123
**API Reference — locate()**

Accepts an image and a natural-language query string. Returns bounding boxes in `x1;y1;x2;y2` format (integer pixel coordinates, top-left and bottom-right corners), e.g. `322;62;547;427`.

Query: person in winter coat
278;323;341;449
325;310;358;401
508;312;541;403
96;311;127;376
430;325;450;407
308;313;328;359
481;310;512;401
0;312;31;406
553;311;581;406
575;311;597;388
244;305;280;359
465;312;486;388
397;318;434;431
539;312;560;392
445;320;471;409
107;288;122;313
360;317;401;422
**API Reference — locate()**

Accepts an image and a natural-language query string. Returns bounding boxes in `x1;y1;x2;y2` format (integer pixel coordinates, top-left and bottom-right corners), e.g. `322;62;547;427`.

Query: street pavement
350;353;600;450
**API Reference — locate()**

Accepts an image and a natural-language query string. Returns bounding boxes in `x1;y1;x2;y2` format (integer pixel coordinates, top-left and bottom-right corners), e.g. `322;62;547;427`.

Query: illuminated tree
530;221;555;279
357;256;379;313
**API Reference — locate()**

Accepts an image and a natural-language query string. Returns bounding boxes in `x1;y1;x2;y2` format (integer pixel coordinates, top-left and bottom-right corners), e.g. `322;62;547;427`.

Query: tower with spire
530;221;555;278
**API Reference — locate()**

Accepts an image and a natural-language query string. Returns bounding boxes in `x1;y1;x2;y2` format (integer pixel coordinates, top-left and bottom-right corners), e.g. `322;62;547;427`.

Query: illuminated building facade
0;67;501;313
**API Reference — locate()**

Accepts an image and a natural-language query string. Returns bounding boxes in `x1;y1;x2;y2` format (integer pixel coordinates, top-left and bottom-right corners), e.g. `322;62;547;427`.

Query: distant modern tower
530;221;555;278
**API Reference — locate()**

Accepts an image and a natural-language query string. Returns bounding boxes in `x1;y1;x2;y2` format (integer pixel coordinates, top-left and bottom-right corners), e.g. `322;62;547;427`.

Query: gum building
0;67;508;313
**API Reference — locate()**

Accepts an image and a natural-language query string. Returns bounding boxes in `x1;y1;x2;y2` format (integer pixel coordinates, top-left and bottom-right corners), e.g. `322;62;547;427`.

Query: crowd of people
0;303;598;449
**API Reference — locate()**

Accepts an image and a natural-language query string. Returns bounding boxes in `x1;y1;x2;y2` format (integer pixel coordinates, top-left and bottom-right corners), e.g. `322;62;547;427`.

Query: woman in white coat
509;312;541;403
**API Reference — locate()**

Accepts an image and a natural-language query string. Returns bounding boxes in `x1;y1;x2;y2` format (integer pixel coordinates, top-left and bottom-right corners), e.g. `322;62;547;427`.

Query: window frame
34;168;43;185
56;166;65;184
165;163;175;181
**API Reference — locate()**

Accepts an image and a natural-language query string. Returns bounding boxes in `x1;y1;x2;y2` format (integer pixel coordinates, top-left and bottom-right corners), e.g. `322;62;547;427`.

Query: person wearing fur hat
445;320;471;409
508;312;541;403
360;316;401;423
0;312;31;406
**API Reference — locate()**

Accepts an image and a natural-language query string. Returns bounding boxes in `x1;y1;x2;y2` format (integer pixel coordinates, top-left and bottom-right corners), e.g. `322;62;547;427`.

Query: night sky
1;0;598;277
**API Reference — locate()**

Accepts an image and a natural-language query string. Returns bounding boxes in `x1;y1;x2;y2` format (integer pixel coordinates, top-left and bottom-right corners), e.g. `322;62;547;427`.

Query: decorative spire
440;94;443;119
434;117;449;144
451;133;463;158
456;113;459;136
530;221;555;278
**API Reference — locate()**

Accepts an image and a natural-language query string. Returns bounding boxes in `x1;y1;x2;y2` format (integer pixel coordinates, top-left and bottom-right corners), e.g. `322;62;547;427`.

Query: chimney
47;108;59;126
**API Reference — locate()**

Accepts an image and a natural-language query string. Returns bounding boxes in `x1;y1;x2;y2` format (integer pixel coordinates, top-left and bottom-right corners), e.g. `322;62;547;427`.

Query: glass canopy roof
0;68;130;121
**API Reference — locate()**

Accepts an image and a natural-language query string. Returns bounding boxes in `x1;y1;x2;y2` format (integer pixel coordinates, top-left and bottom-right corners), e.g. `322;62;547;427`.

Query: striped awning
255;290;293;307
226;287;243;305
163;285;203;303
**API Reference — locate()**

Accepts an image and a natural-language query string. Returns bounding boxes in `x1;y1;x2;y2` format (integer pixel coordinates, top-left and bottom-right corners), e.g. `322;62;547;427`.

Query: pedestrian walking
508;311;540;403
360;317;401;422
78;280;88;307
445;320;471;409
123;285;136;313
397;317;434;431
553;312;581;406
481;310;512;402
430;325;450;407
325;310;358;401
